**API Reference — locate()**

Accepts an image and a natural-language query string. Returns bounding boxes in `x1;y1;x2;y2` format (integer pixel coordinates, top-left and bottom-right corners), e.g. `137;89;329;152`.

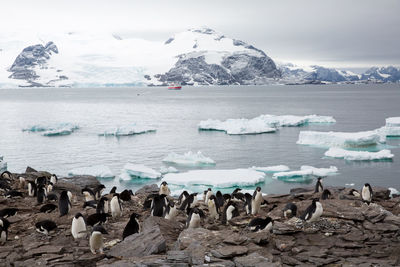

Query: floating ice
23;123;79;136
297;130;383;147
68;165;114;178
162;151;216;166
389;187;399;198
163;169;265;188
99;124;156;136
385;117;400;127
160;166;179;174
0;155;7;172
378;127;400;137
272;166;338;181
251;165;290;173
119;163;162;180
345;183;355;186
324;148;394;161
198;114;335;135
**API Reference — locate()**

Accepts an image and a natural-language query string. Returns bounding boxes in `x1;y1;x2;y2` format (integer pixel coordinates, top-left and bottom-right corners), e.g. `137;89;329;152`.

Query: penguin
47;193;58;202
164;199;178;220
248;216;273;232
83;200;97;209
0;217;10;245
186;208;204;229
362;183;373;204
315;177;323;193
178;191;189;205
204;188;213;203
232;188;245;202
109;186;117;194
59;190;71;217
28;181;37;197
96;196;109;214
251;187;263;215
283;203;297;219
349;189;361;197
223;194;232;202
35;220;57;235
321;189;332;200
179;193;198;212
39;203;57;213
300;198;323;222
222;201;240;225
1;171;12;180
82;187;95;202
215;191;225;207
0;208;19;218
36;184;47;204
35;176;47;186
71;213;87;239
50;174;58;185
151;194;167;217
159;181;171;196
87;213;111;226
0;179;11;191
110;193;122;218
67;191;73;203
47;182;54;193
94;184;106;200
122;213;140;240
18;176;26;190
120;190;133;202
207;195;220;220
244;193;252;215
5;190;24;198
143;194;158;210
90;225;108;254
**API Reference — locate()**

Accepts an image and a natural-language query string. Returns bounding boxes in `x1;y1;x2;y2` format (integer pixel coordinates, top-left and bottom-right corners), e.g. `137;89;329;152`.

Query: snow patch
68;165;114;178
251;165;290;173
162;151;216;166
99;124;156;136
119;163;162;180
324;148;394;161
297;130;383;147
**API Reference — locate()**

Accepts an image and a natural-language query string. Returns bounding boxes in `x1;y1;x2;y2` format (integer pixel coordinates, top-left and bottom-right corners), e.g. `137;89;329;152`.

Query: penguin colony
0;171;379;255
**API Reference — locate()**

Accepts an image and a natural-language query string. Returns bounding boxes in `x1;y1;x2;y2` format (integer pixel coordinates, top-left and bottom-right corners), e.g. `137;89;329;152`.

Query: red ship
168;83;182;90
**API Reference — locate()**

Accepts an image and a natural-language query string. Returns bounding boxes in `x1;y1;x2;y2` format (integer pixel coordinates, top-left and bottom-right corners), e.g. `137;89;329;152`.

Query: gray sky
1;0;399;68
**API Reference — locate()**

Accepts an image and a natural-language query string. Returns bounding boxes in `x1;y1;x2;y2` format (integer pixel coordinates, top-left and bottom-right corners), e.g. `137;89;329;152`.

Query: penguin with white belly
251;187;263;215
90;225;108;254
159;181;171;196
110;193;123;218
222;201;240;225
300;198;323;222
186;208;205;229
71;213;87;239
362;183;373;204
207;195;220;220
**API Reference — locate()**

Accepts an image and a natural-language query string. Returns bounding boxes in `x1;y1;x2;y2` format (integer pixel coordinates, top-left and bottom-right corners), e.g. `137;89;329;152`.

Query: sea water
0;84;399;194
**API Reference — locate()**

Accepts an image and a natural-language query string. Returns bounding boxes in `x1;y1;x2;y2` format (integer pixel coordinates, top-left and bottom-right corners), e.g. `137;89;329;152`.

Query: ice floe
297;130;383;147
23;123;79;136
162;151;216;166
324;148;394;161
160;166;179;174
389;187;399;198
162;169;265;188
0;155;7;172
251;165;290;173
99;124;156;136
385;117;400;127
119;163;162;180
272;165;338;181
198;114;335;135
68;165;114;178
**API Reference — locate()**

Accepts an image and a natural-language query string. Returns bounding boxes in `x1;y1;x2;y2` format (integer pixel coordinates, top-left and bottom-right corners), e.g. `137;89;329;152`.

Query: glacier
162;169;265;188
0;155;7;172
99;124;156;137
272;166;338;182
68;165;114;178
297;130;383;147
162;151;216;166
324;148;394;161
119;163;162;180
160;166;179;175
251;165;290;173
199;114;335;135
23;123;79;136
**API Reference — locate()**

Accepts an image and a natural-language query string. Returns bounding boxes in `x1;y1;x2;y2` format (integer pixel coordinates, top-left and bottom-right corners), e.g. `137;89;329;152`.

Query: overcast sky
1;0;399;69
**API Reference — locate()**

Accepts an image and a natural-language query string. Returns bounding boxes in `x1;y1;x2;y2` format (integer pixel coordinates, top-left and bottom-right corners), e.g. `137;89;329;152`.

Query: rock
363;221;398;232
25;166;37;173
322;199;365;221
247;231;271;244
60;175;100;189
211;245;248;259
233;252;273;267
108;226;166;258
177;228;224;250
272;221;301;235
372;187;391;201
223;233;247;245
23;245;64;257
341;229;368;242
135;184;159;195
166;250;190;263
142;216;184;249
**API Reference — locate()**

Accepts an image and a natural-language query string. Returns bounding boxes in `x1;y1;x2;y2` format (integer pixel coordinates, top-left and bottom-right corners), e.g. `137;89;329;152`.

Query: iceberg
163;169;265;188
324;148;394;161
0;155;7;172
297;130;383;147
272;165;338;181
119;163;162;180
251;165;290;173
160;166;179;174
23;123;79;133
68;165;114;178
99;124;156;136
198;114;335;135
162;151;216;166
385;117;400;127
378;127;400;137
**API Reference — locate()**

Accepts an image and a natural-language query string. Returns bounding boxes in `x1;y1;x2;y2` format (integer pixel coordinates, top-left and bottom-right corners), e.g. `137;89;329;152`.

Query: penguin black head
209;195;217;201
317;177;322;181
321;189;332;200
312;198;320;204
256;186;261;192
129;212;141;220
223;194;231;201
232;188;242;194
160;181;168;186
191;193;198;196
113;193;120;198
100;196;109;202
1;171;12;179
110;186;117;194
74;213;84;219
207;188;211;191
92;225;108;235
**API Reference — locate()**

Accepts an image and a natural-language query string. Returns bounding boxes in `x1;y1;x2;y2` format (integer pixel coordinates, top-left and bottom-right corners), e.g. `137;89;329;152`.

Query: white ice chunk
345;183;355;186
42;127;77;136
389;187;399;198
99;124;156;136
377;126;400;137
325;148;394;161
160;166;179;174
297;130;383;147
273;165;338;180
385;117;400;127
162;151;216;166
23;123;79;133
163;169;265;188
251;165;290;173
0;155;7;172
119;163;162;180
68;165;114;178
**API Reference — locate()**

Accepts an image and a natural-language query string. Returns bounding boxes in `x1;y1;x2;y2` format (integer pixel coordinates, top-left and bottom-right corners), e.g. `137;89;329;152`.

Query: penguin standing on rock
96;197;109;214
362;183;373;204
186;208;205;228
71;213;87;239
204;188;213;203
94;184;106;200
178;191;189;205
82;188;95;202
36;185;47;204
120;190;133;201
164;199;178;220
151;194;167;217
222;201;240;225
179;193;198;212
110;193;122;218
109;186;117;194
50;174;58;185
35;176;46;186
0;217;10;245
35;220;57;235
248;216;273;232
122;213;140;240
315;177;323;193
251;187;263;215
207;195;220;220
90;225;108;254
300;198;323;222
28;181;37;197
59;190;71;217
18;177;26;190
159;181;171;196
244;193;252;215
215;191;225;208
283;203;297;219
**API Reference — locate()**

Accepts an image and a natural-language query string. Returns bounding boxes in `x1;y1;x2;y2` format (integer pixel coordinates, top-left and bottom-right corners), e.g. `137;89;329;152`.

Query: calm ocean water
0;84;399;194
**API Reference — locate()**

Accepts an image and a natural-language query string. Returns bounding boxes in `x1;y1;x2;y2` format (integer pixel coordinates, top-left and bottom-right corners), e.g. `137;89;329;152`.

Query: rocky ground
1;168;400;266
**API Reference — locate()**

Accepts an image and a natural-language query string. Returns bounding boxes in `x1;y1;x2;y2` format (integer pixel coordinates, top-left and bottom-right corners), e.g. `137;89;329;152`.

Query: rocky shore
1;167;400;266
